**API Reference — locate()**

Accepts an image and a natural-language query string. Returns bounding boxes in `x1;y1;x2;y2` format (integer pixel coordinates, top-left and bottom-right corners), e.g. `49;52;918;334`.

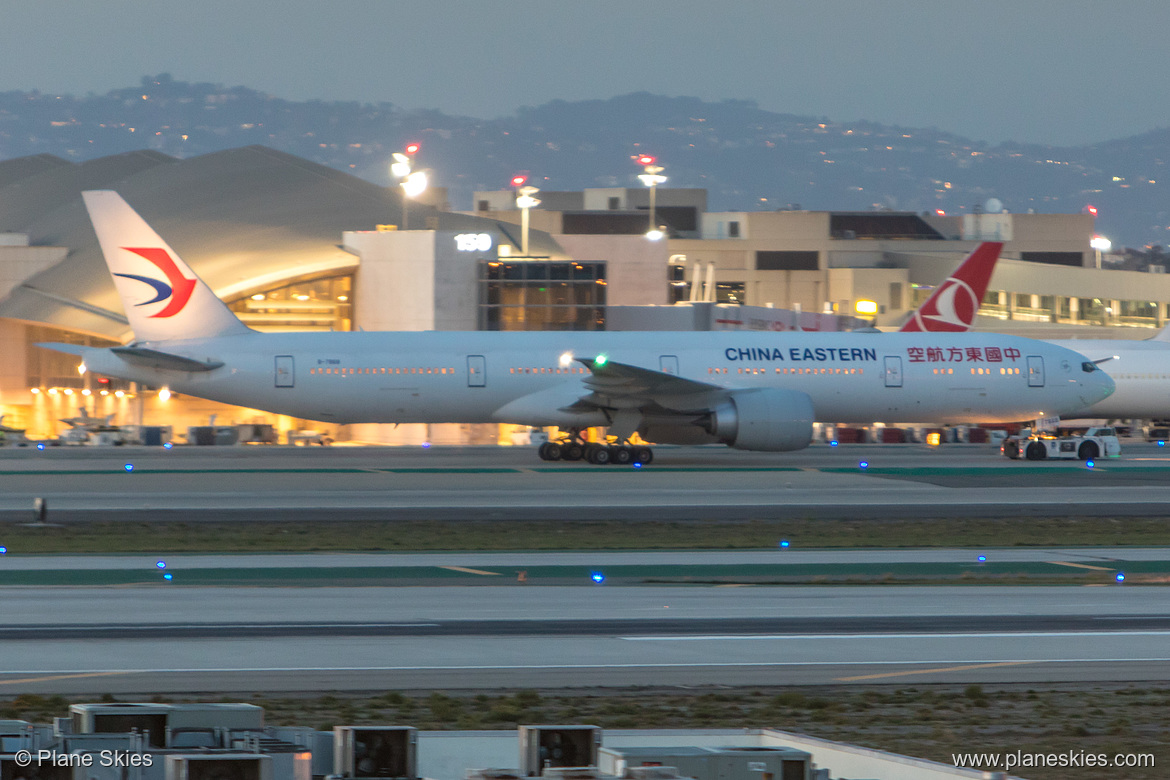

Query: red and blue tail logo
113;247;197;318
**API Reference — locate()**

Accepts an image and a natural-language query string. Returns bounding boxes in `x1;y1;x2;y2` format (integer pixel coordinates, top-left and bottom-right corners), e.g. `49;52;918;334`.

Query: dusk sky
3;0;1168;147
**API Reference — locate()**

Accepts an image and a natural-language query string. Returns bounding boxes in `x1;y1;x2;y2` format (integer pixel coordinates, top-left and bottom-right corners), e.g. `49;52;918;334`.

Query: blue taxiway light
1086;460;1095;469
163;573;173;581
859;461;869;469
829;440;838;447
1160;441;1166;448
780;540;790;548
163;442;173;450
0;547;7;554
421;442;431;449
36;442;45;451
156;561;166;569
1116;572;1126;583
124;464;134;472
590;571;605;583
633;462;642;469
978;555;987;562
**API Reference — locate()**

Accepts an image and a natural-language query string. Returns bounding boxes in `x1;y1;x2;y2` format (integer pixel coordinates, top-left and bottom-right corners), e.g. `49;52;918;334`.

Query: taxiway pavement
2;442;1170;521
0;584;1166;693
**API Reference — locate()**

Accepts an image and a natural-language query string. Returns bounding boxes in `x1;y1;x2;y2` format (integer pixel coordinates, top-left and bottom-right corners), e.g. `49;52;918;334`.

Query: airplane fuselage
1051;339;1170;419
79;330;1112;427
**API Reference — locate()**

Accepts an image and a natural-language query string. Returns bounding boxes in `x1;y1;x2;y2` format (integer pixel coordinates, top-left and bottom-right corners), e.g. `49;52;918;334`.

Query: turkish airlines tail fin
899;241;1003;333
82;190;251;343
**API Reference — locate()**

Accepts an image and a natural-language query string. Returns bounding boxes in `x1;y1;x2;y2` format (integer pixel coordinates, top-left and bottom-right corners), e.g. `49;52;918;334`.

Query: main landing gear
537;430;653;465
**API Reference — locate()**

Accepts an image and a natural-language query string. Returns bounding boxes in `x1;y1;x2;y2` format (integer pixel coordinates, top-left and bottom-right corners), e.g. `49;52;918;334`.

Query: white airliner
892;241;1170;420
41;191;1114;464
1048;331;1170;419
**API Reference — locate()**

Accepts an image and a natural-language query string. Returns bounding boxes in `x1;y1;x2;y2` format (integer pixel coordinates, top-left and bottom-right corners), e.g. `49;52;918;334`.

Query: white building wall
583;187;628;211
433;231;486;331
345;230;438;332
700;212;749;240
553;234;669;306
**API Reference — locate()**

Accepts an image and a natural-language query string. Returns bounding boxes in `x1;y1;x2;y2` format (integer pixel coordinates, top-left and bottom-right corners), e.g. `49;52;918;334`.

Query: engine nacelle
708;388;814;451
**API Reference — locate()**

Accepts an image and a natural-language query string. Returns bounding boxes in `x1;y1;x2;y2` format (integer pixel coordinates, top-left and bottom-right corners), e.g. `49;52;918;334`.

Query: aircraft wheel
587;445;611;465
1078;441;1099;461
562;442;584;461
634;447;654;464
610;446;633;465
543;441;563;461
1025;441;1047;461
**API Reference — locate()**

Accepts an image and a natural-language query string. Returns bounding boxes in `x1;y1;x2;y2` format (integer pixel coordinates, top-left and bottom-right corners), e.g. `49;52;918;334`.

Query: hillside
0;75;1163;248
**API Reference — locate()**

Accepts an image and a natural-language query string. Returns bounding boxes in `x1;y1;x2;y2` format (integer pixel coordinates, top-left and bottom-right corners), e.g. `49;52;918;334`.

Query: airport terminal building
1;146;1168;442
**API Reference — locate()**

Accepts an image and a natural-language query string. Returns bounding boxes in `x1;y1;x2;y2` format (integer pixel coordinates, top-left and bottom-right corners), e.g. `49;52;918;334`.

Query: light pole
513;176;541;257
636;154;667;241
389;142;423;229
1091;234;1111;269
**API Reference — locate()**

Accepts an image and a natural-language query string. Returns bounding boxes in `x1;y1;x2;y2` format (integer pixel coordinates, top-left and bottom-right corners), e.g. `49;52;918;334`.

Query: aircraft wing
578;356;721;397
559;357;726;438
492;356;724;438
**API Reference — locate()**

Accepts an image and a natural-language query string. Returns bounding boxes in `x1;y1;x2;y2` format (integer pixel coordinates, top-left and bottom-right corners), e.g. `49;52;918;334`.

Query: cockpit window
1082;361;1098;372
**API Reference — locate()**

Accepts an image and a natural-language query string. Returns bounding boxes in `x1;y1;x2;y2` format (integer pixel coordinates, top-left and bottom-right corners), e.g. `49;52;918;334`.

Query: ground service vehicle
1002;427;1121;461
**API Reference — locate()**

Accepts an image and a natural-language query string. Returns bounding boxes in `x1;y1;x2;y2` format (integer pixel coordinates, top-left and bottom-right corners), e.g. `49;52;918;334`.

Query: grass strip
2;516;1170;554
0;561;1158;588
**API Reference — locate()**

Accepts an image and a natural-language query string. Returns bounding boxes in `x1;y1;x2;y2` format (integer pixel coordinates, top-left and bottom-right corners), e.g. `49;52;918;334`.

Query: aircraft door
1027;355;1045;387
659;355;679;375
275;355;294;388
884;356;903;388
467;355;486;387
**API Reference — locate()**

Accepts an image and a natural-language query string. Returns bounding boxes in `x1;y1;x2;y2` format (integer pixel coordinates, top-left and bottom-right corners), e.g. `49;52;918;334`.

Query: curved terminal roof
0;146;560;341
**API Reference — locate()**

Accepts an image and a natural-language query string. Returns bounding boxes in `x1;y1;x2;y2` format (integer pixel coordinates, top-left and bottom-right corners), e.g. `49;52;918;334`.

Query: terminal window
716;282;746;304
1020;251;1084;267
756;251;818;271
479;261;606;331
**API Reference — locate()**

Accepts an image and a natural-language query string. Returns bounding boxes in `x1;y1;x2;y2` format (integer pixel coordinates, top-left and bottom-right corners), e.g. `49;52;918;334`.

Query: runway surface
2;442;1170;520
1;582;1167;693
1;444;1168;694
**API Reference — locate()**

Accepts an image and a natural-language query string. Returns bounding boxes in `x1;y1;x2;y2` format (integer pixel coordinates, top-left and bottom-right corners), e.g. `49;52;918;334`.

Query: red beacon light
510;175;528;187
1086;204;1098;216
636;154;656;166
404;143;421;155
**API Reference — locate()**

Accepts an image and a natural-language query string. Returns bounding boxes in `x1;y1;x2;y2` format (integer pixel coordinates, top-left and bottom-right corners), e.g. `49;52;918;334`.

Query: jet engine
707;387;814;451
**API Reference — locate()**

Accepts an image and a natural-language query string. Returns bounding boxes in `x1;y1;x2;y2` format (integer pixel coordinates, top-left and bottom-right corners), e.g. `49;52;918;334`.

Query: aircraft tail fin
899;241;1002;333
81;190;251;342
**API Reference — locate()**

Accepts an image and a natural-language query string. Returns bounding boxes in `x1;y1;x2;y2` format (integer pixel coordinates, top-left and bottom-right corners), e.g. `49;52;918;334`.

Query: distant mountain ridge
0;75;1164;249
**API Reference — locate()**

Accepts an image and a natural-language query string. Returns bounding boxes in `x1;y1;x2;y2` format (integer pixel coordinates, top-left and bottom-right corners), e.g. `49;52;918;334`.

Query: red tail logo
901;242;1002;333
116;247;197;318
